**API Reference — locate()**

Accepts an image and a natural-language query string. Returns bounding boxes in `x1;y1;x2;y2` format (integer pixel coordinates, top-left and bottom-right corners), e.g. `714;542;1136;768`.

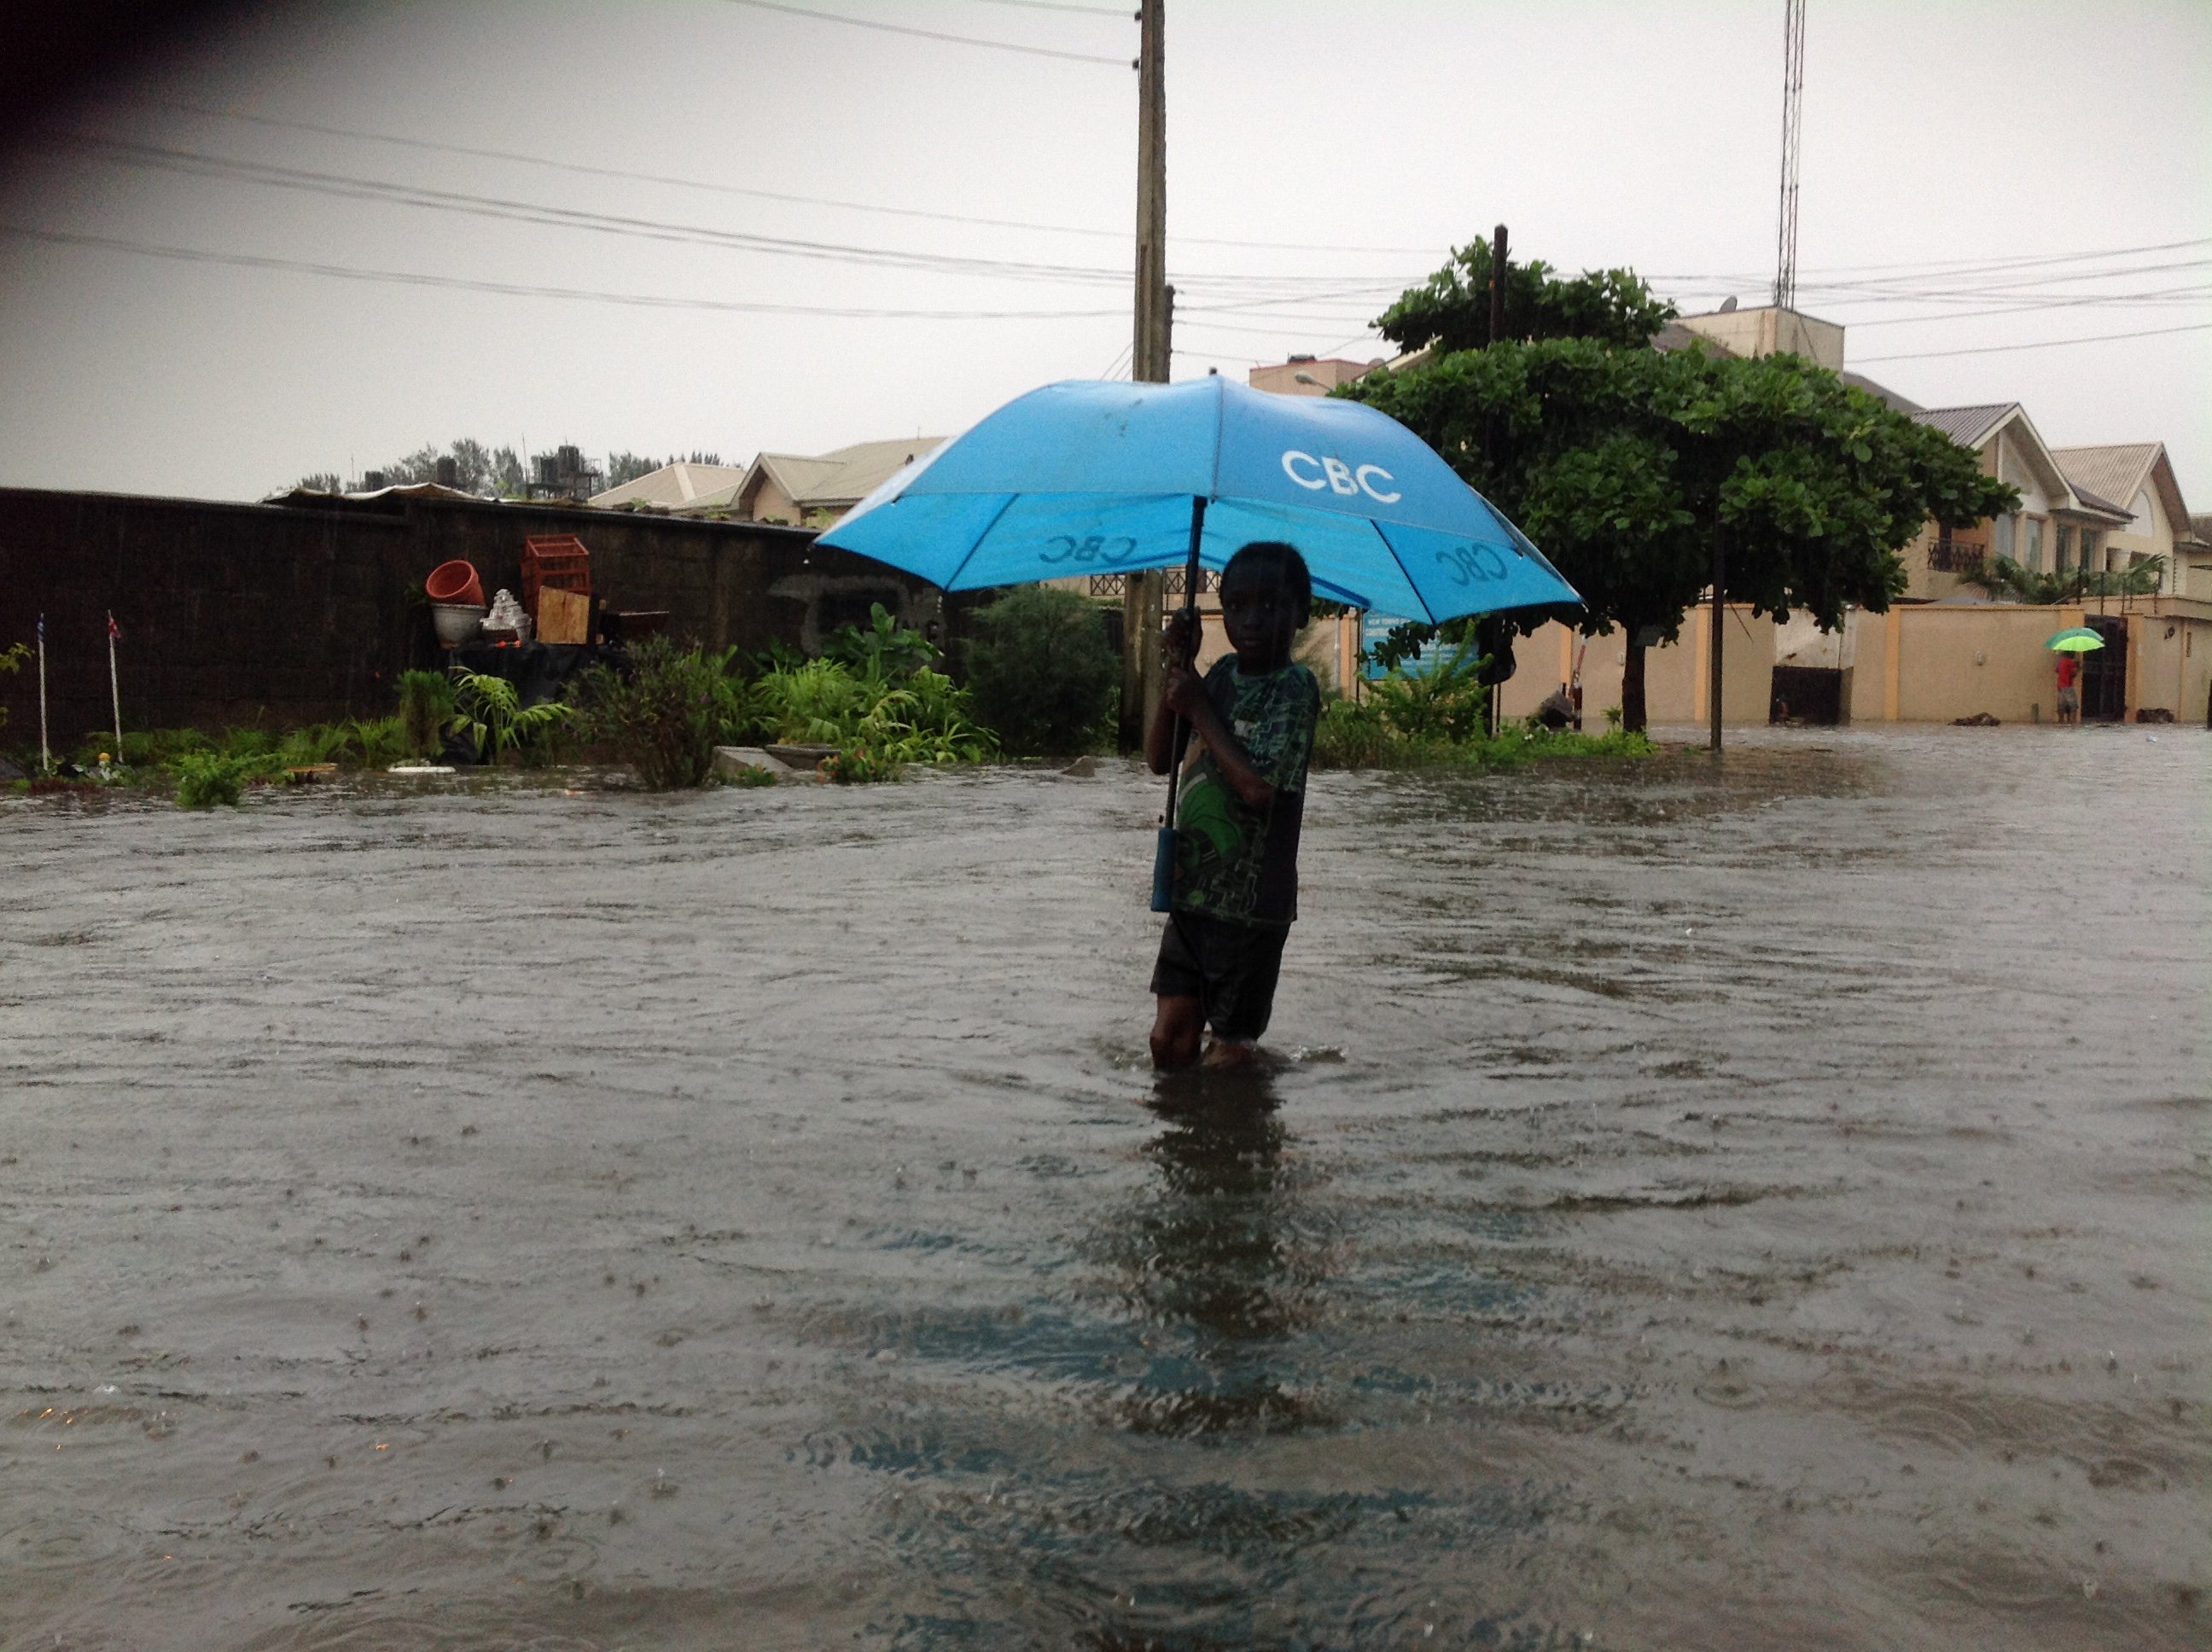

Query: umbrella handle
1153;496;1208;913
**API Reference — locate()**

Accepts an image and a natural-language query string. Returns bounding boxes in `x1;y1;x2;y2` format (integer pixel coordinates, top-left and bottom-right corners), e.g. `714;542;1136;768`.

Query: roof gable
2052;443;2190;536
590;460;748;509
1912;403;2016;449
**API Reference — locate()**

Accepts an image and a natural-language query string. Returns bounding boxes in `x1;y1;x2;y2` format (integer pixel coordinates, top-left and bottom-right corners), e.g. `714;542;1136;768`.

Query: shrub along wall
0;487;941;743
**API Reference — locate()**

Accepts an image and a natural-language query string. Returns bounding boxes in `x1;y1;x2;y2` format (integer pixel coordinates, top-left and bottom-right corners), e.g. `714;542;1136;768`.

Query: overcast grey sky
1;0;2205;503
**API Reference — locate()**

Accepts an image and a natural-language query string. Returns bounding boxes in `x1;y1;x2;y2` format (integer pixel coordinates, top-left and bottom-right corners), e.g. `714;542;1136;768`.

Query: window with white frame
2025;518;2045;572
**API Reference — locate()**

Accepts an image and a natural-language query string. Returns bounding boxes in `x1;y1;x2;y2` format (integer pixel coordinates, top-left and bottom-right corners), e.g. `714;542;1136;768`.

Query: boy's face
1219;563;1303;670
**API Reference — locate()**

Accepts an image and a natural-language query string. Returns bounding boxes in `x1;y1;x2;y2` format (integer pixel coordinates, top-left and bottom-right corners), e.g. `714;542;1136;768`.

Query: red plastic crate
521;534;592;615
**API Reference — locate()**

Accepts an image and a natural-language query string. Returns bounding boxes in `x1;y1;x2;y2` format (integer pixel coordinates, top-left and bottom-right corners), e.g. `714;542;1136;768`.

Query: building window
2025;518;2044;572
2080;530;2100;571
2055;523;2074;571
1993;515;2016;561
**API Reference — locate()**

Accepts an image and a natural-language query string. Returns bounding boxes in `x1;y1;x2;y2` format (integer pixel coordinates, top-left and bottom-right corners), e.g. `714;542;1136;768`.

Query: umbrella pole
1150;496;1208;912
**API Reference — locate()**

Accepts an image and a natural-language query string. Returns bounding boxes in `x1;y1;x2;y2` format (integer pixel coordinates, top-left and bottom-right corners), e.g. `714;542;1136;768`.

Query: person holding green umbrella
2046;627;2103;724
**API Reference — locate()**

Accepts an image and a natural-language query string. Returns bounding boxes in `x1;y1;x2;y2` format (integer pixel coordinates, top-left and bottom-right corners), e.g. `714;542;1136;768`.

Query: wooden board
537;585;591;645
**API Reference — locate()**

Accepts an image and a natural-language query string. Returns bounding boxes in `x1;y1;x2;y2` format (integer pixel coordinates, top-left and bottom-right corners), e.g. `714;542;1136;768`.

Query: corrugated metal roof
2048;444;2160;514
1840;371;1921;414
590;460;748;509
793;438;946;506
1912;403;2015;448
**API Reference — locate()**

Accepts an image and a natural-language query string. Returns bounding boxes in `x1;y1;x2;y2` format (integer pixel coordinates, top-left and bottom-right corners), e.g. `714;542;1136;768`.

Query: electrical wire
127;98;1451;255
0;223;1130;318
721;0;1128;65
958;0;1128;15
1853;321;2212;364
52;132;1426;296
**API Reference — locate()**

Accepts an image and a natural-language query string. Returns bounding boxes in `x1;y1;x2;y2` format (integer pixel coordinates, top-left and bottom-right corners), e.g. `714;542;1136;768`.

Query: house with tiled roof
2048;443;2208;599
1897;404;2132;600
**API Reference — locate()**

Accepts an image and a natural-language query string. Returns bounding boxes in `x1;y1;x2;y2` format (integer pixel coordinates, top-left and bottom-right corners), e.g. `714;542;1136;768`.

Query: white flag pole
37;614;49;773
108;613;123;759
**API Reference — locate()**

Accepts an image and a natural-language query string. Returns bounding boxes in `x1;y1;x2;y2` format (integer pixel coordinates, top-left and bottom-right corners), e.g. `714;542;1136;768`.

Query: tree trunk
1622;640;1648;735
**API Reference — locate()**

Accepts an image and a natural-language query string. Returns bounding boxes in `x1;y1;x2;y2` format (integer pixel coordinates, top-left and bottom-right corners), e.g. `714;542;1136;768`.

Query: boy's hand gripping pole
1151;496;1208;914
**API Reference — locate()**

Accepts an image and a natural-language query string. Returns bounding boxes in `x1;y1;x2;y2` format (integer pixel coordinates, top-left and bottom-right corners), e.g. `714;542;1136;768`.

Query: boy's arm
1145;612;1199;777
1161;669;1278;810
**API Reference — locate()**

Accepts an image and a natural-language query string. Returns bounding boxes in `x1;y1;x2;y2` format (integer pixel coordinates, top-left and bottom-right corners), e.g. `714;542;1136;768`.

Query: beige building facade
2050;443;2207;596
1898;404;2133;601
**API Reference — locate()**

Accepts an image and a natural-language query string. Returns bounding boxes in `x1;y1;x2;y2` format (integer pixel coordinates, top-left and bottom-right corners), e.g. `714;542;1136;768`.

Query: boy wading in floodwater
1146;541;1321;1071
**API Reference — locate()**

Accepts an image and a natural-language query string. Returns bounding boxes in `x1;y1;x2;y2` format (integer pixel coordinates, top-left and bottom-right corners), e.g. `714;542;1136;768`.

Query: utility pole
1484;222;1508;734
1121;0;1170;751
1709;532;1726;753
1487;222;1508;345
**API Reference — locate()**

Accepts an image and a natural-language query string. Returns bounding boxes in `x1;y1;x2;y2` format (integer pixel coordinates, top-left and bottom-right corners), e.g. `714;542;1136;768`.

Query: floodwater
1;726;2205;1650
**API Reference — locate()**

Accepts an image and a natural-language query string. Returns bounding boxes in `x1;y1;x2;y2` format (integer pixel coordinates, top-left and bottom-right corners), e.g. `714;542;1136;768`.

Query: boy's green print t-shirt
1172;659;1320;926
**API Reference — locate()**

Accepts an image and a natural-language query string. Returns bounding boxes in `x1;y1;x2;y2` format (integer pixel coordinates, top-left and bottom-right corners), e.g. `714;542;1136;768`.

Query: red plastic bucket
425;560;485;607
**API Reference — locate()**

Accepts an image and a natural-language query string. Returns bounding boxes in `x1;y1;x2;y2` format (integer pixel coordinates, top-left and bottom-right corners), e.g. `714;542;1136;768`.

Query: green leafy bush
276;723;354;767
1365;637;1489;744
173;750;260;807
959;586;1120;754
824;602;938;680
750;655;873;745
1312;641;1653;773
397;670;456;758
571;637;736;789
819;742;899;784
447;670;573;765
748;608;994;782
347;716;410;767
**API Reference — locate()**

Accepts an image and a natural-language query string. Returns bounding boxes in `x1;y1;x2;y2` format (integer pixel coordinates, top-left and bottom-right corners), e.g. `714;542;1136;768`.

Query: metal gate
2081;617;2128;721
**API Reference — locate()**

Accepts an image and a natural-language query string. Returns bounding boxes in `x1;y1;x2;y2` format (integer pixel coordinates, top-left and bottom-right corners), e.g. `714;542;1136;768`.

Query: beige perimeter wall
1495;599;2212;728
1497;607;1775;727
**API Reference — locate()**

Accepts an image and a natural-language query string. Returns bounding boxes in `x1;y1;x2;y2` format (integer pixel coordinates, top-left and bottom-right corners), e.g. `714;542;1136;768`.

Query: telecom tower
1773;0;1807;311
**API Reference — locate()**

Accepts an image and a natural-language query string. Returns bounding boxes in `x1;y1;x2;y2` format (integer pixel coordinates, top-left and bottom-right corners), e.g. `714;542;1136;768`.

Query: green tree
960;586;1121;754
606;451;661;488
1349;337;2017;732
295;471;342;493
446;439;494;494
1373;236;1677;356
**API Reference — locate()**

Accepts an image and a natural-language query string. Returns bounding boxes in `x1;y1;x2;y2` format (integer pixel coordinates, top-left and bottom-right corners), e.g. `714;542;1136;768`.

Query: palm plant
1961;554;2166;603
447;670;573;763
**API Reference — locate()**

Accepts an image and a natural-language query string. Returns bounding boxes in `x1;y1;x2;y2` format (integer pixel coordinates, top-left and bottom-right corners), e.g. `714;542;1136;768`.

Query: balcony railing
1088;569;1217;599
1928;535;1988;573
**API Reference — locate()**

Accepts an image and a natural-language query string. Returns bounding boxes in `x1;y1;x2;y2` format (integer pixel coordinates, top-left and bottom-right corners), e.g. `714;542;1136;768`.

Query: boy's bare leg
1150;995;1203;1069
1200;1038;1257;1071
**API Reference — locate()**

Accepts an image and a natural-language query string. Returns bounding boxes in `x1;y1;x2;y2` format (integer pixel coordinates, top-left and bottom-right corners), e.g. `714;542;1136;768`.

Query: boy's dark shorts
1150;910;1289;1042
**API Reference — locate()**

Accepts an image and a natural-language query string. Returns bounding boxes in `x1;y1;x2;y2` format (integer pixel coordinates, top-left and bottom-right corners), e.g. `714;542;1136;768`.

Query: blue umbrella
818;375;1580;910
821;376;1579;622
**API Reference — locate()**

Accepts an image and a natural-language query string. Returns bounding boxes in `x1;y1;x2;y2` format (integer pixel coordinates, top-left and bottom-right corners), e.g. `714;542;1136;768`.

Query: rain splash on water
1;726;2204;1649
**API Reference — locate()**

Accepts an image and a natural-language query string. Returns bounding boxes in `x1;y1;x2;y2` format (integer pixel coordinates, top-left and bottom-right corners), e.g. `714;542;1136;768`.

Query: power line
722;0;1129;65
1854;320;2212;364
0;223;1131;318
56;133;1425;294
959;0;1128;15
1848;292;2212;329
60;134;1132;284
133;96;1448;255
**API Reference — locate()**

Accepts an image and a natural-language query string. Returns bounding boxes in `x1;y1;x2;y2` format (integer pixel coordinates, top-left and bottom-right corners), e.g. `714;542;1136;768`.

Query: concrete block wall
0;488;931;746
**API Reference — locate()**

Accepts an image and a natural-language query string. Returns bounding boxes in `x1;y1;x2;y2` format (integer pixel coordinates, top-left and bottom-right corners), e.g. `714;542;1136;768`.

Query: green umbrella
2046;627;2104;652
